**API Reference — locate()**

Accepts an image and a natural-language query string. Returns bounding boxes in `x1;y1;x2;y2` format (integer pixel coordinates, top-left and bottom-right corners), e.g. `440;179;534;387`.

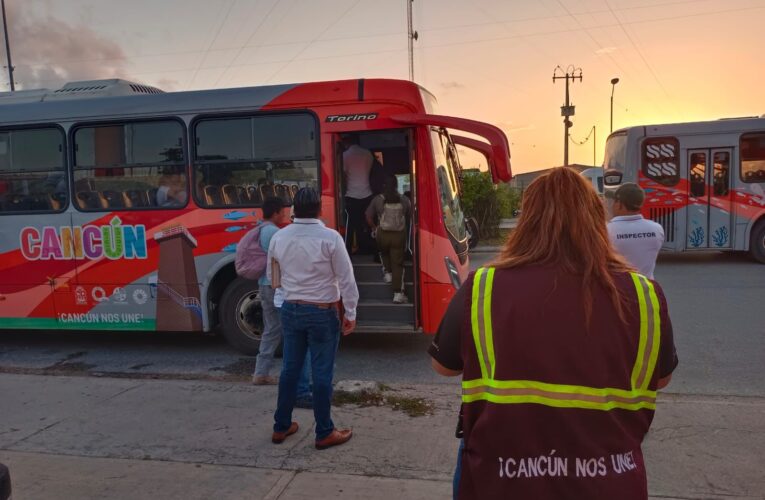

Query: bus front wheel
750;221;765;264
219;277;263;355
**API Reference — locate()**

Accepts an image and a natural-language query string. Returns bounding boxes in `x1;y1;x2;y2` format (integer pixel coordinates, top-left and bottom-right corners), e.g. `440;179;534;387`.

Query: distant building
509;164;594;190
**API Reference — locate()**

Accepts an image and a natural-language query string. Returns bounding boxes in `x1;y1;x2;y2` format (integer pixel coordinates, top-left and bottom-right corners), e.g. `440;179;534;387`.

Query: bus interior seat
204;185;223;205
100;190;125;209
47;193;62;210
259;184;275;200
124;190;148;208
146;188;159;206
247;185;262;204
76;191;104;210
290;184;299;197
236;186;247;204
275;184;291;204
221;184;238;205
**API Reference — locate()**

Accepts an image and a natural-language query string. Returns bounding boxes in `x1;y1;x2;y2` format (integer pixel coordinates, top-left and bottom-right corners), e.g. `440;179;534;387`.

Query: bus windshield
603;132;628;173
431;129;467;242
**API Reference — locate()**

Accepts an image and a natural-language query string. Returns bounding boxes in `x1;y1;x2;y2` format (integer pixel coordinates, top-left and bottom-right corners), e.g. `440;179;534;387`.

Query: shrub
461;171;505;238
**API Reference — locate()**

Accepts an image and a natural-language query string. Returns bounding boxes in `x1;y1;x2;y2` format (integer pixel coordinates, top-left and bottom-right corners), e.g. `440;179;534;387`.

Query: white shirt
267;218;359;320
343;144;373;199
607;214;665;279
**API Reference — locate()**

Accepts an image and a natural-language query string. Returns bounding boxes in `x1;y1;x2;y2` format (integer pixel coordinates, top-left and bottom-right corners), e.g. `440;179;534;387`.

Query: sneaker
252;375;278;385
383;273;392;283
393;292;408;304
295;396;314;409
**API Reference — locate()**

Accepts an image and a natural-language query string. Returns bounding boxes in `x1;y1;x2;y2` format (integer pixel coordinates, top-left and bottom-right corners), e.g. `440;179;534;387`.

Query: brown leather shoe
272;422;299;444
315;428;353;450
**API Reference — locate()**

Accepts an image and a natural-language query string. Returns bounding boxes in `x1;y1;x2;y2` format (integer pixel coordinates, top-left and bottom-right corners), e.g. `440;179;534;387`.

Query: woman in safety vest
429;167;678;500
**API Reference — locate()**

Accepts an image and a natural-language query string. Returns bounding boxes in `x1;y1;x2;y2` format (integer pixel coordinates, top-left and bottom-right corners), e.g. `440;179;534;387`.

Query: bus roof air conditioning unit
49;79;165;99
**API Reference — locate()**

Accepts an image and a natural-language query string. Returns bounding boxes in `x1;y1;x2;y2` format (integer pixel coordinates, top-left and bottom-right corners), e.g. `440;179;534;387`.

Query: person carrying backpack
366;176;411;304
235;197;313;407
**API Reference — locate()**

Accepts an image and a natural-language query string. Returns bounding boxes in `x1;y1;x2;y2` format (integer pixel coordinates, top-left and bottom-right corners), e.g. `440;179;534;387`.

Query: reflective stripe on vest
463;268;661;411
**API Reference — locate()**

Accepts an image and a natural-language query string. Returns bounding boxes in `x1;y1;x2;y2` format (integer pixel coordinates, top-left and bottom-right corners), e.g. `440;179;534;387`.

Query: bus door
334;129;418;331
686;148;734;249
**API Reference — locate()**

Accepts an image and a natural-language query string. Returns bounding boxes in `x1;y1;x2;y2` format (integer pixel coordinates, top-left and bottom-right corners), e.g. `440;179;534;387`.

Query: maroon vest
459;266;660;500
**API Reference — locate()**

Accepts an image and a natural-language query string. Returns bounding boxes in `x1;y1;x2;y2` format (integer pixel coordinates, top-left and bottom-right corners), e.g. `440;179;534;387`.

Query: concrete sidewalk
1;374;763;499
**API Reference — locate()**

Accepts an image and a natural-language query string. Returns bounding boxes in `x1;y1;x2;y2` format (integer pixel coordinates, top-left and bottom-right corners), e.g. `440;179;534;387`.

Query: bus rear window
0;127;67;214
642;137;680;186
740;132;765;183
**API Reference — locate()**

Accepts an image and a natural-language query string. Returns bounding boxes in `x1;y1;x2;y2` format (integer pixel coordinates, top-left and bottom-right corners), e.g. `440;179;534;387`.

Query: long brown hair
490;167;634;324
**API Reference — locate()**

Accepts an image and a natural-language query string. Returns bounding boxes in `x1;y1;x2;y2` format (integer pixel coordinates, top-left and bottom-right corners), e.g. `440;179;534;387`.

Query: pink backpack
235;224;270;280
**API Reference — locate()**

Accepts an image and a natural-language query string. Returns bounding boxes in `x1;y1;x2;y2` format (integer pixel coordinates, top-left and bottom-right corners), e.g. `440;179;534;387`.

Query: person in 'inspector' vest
429;167;678;500
607;183;664;279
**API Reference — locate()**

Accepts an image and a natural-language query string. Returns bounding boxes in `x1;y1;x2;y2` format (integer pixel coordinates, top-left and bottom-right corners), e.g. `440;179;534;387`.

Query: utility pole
406;0;418;82
1;0;14;91
553;66;582;166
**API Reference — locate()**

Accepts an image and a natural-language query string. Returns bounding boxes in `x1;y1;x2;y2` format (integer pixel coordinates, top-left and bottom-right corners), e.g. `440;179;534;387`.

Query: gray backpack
379;198;406;232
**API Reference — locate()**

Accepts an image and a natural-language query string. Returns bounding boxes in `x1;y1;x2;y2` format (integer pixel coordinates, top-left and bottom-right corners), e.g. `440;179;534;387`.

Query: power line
211;0;285;88
264;0;362;84
603;0;679;119
186;0;237;90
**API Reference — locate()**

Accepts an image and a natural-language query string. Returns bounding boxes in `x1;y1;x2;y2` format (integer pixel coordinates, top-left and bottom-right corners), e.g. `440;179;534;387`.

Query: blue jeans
254;285;311;398
453;438;464;499
274;302;340;440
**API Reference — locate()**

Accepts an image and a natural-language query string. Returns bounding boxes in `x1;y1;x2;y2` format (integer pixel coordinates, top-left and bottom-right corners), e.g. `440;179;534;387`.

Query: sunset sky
5;0;765;173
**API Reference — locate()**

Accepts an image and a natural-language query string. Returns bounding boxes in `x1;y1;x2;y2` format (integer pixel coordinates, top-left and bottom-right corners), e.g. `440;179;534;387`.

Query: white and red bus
602;116;765;263
0;78;511;353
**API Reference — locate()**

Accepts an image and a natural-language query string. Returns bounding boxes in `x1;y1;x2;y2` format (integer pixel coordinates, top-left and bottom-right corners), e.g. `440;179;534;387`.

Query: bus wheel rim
235;291;263;342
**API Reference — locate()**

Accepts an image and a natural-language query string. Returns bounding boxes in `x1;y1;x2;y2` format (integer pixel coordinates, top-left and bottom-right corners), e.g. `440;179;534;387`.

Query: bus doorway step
353;322;420;334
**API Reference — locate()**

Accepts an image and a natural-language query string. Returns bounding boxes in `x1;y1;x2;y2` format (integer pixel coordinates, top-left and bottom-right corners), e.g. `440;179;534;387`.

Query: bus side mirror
603;169;623;186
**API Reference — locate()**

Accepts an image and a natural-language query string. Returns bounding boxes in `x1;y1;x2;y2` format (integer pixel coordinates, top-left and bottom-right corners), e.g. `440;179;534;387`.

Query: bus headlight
445;257;462;289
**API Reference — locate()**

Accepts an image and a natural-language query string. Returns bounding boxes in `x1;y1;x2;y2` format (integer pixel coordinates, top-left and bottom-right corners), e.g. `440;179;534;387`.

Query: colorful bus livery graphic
20;217;148;261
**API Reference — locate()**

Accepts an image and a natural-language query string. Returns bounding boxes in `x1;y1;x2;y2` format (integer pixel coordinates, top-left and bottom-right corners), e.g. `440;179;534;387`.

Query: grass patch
333;386;434;417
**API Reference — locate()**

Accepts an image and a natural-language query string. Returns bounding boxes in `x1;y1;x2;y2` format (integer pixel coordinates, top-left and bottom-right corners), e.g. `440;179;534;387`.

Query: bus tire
219;277;263;355
750;221;765;264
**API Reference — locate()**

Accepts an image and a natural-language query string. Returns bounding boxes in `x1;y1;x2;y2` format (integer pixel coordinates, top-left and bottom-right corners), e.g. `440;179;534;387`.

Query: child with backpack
235;197;313;407
366;176;411;304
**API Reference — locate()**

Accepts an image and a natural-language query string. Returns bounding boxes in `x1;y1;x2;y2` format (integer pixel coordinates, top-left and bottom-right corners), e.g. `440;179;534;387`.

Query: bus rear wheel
219;277;263;355
750;221;765;264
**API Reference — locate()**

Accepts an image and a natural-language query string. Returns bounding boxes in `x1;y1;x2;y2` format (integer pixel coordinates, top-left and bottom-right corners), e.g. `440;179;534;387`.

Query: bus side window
0;128;67;215
72;120;188;211
740;132;765;184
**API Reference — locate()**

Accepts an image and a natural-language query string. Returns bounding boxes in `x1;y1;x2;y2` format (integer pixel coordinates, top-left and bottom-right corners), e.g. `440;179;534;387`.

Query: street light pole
610;77;620;133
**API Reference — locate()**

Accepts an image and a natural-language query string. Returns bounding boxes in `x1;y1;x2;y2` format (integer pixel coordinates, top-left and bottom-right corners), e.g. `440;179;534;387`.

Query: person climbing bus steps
366;176;411;304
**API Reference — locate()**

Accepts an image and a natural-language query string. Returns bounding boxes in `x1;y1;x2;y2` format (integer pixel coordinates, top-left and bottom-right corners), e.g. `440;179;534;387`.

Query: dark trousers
376;229;406;291
345;195;374;253
274;302;340;440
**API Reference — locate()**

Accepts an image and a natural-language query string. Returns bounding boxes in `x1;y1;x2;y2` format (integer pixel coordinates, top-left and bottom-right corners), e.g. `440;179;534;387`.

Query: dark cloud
4;1;126;89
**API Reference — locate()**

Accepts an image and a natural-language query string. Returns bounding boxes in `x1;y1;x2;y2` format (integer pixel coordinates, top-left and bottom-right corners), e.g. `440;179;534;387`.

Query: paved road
1;251;763;398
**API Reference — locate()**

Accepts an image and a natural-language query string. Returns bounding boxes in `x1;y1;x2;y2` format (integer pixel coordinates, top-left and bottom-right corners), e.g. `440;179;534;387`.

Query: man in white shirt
268;187;359;450
607;183;665;279
342;135;374;254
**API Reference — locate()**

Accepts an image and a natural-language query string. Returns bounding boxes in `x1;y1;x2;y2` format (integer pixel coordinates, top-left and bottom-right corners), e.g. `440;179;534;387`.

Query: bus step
353;322;419;333
353;263;414;282
356;301;414;323
357;282;415;301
